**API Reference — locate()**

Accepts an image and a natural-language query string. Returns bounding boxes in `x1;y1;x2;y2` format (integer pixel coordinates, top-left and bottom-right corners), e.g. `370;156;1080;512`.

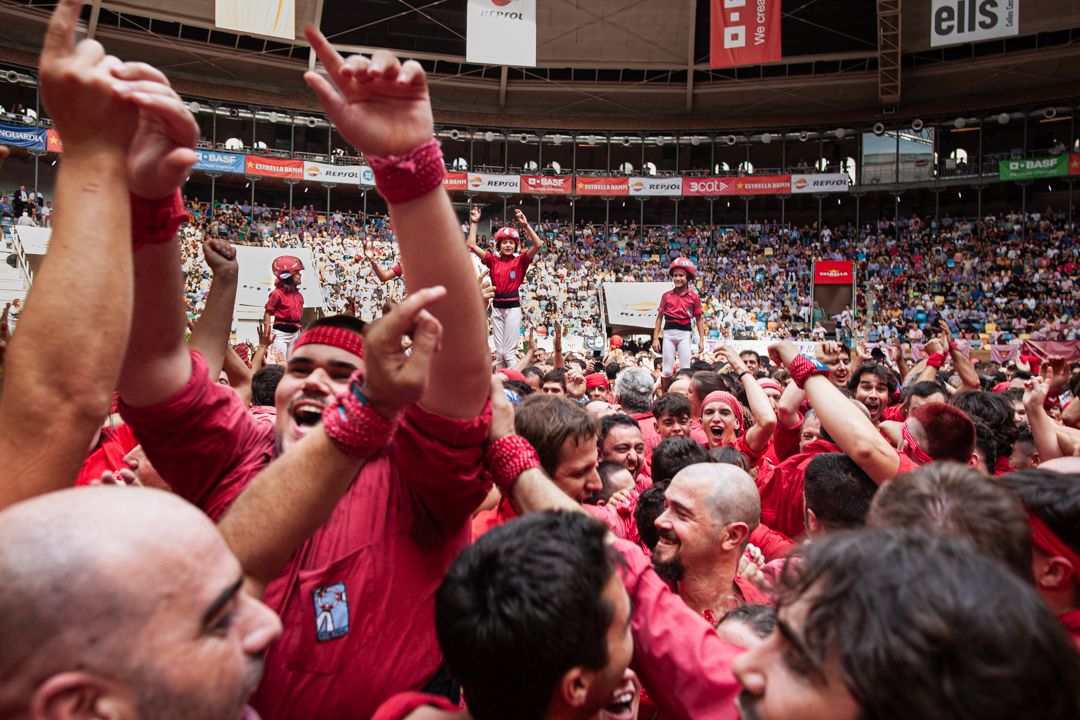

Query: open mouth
290;398;328;432
603;690;636;719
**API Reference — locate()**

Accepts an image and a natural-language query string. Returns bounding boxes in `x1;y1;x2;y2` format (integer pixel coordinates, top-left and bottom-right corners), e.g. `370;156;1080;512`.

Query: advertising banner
46;129;63;153
444;172;469;191
245;155;303;179
682;175;791;196
813;260;855;285
215;0;295;40
302;161;364;185
194;149;246;174
576;177;629;196
467;173;520;193
1069;154;1080;177
0;123;45;150
790;173;850;194
930;0;1018;48
629;176;682;196
710;0;782;69
521;175;571;195
466;0;537;67
603;282;669;329
998;156;1067;181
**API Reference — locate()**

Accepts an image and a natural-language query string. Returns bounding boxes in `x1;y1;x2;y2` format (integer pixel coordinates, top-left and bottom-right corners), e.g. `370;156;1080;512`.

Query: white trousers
274;329;299;360
491;306;522;370
662;328;692;378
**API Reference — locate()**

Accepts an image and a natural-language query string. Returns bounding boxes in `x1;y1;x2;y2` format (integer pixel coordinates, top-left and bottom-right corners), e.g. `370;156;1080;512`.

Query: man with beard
118;33;493;719
652;463;771;623
0;488;282;719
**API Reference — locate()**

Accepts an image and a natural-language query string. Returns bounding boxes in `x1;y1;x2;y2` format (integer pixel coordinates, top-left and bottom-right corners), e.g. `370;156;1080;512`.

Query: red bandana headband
293;326;364;359
701;391;744;434
1028;510;1080;584
900;421;933;465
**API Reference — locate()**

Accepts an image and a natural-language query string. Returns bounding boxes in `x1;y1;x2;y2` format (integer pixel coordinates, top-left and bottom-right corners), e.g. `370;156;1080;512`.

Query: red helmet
669;257;696;279
272;255;304;280
494;226;520;245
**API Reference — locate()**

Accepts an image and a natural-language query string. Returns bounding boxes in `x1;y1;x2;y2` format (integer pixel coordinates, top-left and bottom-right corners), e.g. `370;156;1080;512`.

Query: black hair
503;378;534;398
634;485;667;551
651;392;692;421
543;368;568;390
717;604;776;639
710;445;750;472
303;313;365;335
436;512;619;720
650;437;709;487
599;413;641;444
905;380;947;407
999;468;1080;557
803;453;878;531
593;460;632;504
847;363;899;396
250;364;284;407
951;390;1018;461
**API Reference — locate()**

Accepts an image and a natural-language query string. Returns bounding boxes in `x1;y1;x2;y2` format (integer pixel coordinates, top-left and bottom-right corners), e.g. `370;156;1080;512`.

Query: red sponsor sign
244;155;303;179
443;172;468;191
575;177;629;196
681;175;790;196
710;0;782;69
521;175;571;195
814;260;855;285
1070;154;1080;176
46;129;63;153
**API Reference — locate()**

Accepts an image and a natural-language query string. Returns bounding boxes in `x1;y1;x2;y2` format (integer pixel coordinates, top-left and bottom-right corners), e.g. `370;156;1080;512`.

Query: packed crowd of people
1;4;1079;720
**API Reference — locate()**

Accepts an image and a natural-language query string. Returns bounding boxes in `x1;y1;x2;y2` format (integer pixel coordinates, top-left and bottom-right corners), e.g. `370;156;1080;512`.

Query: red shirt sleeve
265;288;282;315
584;490;640;544
392;400;493;538
119;351;276;521
772;417;802;463
372;692;458;720
518;251;533;272
391;262;402;278
749;523;795;563
612;539;743;720
482;251;495;270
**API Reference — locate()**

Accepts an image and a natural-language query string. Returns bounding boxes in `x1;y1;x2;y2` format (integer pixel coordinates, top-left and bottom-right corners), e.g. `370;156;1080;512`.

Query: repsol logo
487;180;517;187
811;178;847;187
480;10;524;19
650;181;680;191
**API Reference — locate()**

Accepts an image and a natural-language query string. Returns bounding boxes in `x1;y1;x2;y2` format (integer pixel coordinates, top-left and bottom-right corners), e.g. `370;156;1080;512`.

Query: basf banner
521;175;571;195
245;155;303;179
576;177;629;196
790;173;850;194
930;0;1018;48
682;175;790;196
467;173;520;193
629;177;682;196
194;150;246;174
603;282;670;330
0;123;45;150
466;0;536;67
710;0;782;69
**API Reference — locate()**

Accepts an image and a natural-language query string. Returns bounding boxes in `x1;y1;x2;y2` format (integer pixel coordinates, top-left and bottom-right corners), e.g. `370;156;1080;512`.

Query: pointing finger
42;0;83;60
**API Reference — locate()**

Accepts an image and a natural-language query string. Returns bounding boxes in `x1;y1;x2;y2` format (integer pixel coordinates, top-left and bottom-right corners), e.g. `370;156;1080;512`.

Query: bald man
652;463;769;623
0;487;281;719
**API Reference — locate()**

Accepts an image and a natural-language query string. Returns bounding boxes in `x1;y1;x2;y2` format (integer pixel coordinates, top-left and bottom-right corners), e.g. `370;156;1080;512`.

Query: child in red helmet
467;207;543;369
652;257;705;389
264;254;306;358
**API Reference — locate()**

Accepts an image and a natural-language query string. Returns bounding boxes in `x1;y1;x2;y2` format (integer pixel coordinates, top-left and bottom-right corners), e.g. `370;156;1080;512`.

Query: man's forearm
189;271;238;381
508;467;585;516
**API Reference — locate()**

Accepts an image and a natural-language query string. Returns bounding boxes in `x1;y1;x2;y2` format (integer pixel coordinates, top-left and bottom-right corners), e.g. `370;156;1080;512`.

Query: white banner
301;161;366;186
629;177;682;196
930;0;1018;48
703;338;818;356
233;245;325;310
603;282;669;329
12;226;50;255
467;173;520;194
466;0;537;67
215;0;295;39
790;173;850;194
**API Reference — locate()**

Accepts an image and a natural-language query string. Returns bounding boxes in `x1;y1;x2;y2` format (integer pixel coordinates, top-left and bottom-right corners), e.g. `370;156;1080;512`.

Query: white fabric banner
703;338;818;356
215;0;295;39
233;245;325;310
629;177;683;196
12;226;50;255
466;0;537;67
603;282;669;329
467;173;520;193
790;173;850;194
301;161;372;186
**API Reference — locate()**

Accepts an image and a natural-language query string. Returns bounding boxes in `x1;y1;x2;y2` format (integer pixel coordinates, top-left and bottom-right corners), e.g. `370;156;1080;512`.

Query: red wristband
130;189;186;252
322;369;399;458
926;352;946;369
788;355;831;389
368;138;446;205
485;434;541;494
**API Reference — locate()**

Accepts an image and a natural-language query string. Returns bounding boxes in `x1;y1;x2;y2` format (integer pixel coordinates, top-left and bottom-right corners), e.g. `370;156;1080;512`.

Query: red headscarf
701;391;745;434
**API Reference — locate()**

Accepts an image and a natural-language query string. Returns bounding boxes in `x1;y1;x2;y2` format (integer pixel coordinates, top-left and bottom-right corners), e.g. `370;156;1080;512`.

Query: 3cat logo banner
710;0;782;69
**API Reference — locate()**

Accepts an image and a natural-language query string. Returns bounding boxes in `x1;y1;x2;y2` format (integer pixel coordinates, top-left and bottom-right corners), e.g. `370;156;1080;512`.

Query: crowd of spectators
175;199;1080;345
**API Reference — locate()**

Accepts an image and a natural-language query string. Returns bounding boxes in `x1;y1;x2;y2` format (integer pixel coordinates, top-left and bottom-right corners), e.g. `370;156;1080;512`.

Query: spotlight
873;122;886;136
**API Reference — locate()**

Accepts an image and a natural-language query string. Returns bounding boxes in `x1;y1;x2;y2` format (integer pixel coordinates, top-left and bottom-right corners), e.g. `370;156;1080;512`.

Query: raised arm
219;287;446;593
465;205;487;261
940;321;980;390
0;0;145;506
1023;376;1064;462
719;345;776;453
188;239;239;382
515;208;543;260
771;341;900;484
775;375;805;430
305;30;488;417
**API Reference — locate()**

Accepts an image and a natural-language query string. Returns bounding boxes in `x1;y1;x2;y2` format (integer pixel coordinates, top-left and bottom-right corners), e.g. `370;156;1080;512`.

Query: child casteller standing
264;254;305;359
652;257;706;389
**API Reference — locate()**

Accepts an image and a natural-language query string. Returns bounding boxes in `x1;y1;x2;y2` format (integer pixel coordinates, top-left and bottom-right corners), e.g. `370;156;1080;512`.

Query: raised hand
110;62;198;198
38;0;138;155
565;368;587;398
257;319;276;348
488;375;516;443
717;344;748;374
360;285;446;418
1023;376;1050;409
202;238;238;278
513;208;528;225
470;205;482;224
768;340;800;369
303;25;432;157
